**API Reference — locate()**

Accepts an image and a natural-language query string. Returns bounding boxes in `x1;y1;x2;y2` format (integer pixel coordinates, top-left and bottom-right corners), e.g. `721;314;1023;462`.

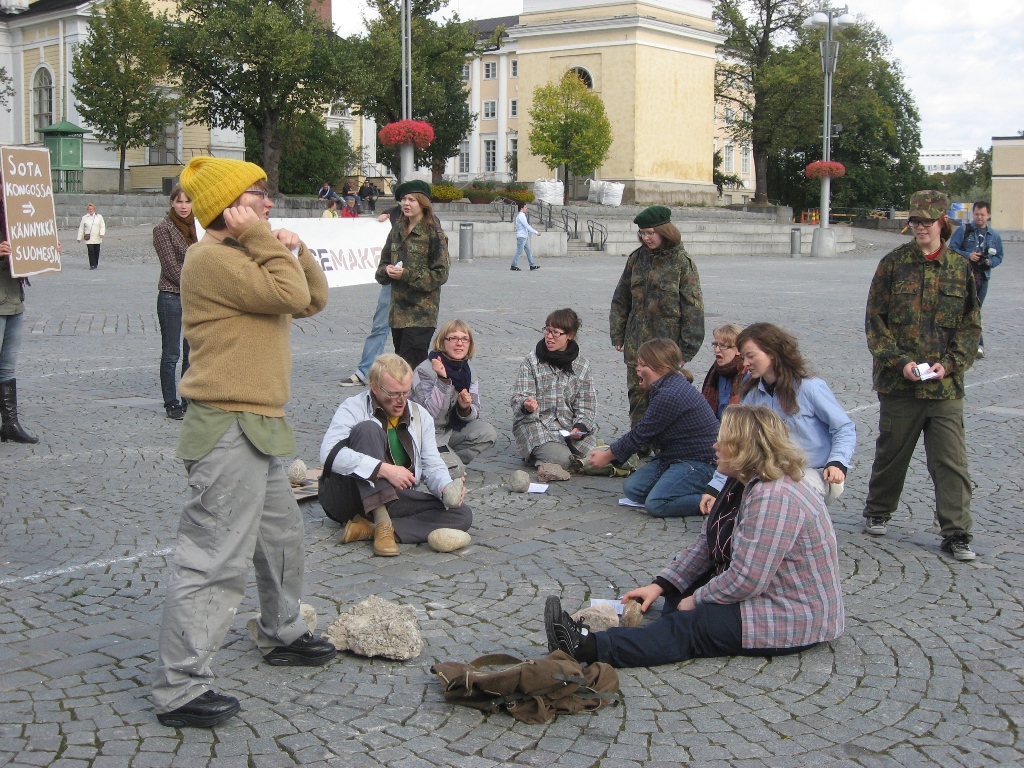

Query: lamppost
803;5;855;258
399;0;413;182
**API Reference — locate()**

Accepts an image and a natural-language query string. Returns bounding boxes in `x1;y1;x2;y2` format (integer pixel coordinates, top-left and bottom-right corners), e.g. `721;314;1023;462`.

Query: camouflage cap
908;190;949;220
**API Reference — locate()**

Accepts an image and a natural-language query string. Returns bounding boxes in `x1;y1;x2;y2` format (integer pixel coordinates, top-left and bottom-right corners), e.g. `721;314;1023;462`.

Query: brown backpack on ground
431;651;620;724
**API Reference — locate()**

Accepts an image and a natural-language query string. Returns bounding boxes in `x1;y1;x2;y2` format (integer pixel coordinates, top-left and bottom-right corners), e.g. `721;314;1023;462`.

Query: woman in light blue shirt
700;322;856;512
511;202;541;271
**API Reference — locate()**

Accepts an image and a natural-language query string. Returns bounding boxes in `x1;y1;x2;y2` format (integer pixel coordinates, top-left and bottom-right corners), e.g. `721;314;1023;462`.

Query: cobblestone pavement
2;225;1022;767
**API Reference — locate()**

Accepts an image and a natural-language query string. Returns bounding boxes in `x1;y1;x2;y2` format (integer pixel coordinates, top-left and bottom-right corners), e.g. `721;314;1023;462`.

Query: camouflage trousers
625;364;648;428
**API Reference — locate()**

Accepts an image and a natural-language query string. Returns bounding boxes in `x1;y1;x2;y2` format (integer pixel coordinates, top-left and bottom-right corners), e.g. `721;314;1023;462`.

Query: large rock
247;602;317;645
324;595;423;660
536;463;571;482
508;470;531;493
288;459;308;485
427;528;471;552
621;599;643;628
571;603;619;632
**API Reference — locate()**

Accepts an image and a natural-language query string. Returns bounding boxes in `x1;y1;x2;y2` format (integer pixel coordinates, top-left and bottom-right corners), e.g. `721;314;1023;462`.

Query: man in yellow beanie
152;157;334;728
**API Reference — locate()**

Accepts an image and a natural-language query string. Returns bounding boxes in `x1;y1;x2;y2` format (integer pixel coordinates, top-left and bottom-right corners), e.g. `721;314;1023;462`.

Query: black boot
0;379;39;444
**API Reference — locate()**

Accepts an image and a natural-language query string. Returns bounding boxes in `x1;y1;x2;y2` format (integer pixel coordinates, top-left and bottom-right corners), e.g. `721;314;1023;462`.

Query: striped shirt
658;474;844;649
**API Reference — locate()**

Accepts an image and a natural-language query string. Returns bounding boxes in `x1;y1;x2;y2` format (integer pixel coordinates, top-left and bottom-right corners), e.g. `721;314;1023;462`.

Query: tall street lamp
803;5;856;257
399;0;414;182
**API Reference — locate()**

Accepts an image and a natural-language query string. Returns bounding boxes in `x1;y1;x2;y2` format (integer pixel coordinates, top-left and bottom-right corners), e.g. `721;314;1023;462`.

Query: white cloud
333;0;1024;152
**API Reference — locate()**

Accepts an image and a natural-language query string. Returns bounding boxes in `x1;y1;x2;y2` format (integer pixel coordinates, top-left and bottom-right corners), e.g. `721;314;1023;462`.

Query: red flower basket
805;160;846;180
378;120;435;150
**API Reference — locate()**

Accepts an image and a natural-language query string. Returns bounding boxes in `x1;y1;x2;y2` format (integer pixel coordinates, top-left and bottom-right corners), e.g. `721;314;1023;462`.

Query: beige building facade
991;136;1024;231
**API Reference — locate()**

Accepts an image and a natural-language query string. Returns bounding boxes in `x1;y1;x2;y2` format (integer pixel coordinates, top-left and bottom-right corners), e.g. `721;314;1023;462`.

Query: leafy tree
70;0;178;194
0;68;15;110
948;147;991;200
713;149;743;195
163;0;347;194
528;72;613;184
245;113;359;196
341;0;483;181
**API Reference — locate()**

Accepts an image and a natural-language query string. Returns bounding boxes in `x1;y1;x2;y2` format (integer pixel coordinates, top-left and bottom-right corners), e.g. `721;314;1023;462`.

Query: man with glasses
863;190;981;562
152;157;334;728
948;200;1003;358
319;353;472;557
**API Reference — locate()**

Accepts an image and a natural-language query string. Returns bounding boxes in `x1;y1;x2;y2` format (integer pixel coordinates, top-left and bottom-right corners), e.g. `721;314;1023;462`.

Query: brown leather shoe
341;515;374;544
373;522;400;556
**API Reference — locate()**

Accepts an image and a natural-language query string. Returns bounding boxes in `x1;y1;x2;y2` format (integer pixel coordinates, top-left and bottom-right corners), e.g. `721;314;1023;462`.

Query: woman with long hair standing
374;180;449;370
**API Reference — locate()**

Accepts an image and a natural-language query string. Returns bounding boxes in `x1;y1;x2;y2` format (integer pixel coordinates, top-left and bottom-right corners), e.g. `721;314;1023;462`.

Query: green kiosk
39;120;91;193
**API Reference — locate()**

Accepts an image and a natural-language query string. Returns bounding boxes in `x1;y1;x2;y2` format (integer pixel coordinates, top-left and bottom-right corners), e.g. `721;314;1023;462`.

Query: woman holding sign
0;237;38;443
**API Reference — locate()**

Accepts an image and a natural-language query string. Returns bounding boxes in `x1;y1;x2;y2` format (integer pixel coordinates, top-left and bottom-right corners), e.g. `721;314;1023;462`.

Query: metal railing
530;199;555;230
492;197;517;223
51;169;83;193
587;220;608;251
561;208;579;240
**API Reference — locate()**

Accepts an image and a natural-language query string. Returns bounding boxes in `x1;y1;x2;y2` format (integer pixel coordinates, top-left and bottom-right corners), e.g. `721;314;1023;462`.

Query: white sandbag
533;179;564;206
600;181;624;207
586;178;605;203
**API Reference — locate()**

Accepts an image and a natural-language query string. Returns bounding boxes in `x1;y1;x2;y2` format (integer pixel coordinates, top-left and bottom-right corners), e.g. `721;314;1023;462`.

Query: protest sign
1;146;61;277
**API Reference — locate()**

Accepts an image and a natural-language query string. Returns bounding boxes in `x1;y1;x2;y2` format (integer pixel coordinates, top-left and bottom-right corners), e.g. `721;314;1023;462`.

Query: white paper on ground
618;498;645;508
528;483;549;493
590;598;625;615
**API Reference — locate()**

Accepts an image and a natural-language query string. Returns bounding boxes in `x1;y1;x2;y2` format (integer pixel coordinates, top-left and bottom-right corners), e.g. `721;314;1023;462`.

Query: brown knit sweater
178;222;329;417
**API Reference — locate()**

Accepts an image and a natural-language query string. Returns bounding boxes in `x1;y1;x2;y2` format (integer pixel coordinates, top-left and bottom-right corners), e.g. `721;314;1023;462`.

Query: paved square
1;225;1022;767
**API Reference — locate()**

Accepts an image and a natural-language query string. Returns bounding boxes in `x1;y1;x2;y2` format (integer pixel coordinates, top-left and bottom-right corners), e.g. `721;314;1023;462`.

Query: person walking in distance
511;202;541;271
947;200;1003;358
76;203;105;269
151;156;334;728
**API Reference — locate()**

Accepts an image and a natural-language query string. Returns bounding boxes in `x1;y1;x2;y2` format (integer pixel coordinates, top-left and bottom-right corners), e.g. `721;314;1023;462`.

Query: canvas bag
431;651;620;724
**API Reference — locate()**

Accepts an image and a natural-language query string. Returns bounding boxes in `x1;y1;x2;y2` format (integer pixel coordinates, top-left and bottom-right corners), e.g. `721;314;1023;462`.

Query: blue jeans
623;458;715;517
0;312;23;382
355;284;391;384
511;237;535;268
157;291;190;408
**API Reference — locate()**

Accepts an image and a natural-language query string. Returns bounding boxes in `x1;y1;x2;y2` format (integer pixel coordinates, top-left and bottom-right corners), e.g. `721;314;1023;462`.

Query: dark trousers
86;244;101;269
157;291;190;408
595;596;817;669
321;421;471;544
391;327;434;370
977;277;989;347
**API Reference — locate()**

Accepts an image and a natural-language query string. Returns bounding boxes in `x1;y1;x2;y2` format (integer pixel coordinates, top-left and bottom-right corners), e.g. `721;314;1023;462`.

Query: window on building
329;102;350;117
484;139;496;173
484;61;497;79
724;144;734;173
149;120;178;165
569;67;593;89
724;107;734;125
510;137;518;156
510;59;518;78
459;141;470;174
461;64;470;81
32;68;53;135
741;145;750;176
509;99;518;118
483;100;496;119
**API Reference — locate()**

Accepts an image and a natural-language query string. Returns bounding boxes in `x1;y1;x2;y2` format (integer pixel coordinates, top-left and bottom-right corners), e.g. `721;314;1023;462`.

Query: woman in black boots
0;238;39;444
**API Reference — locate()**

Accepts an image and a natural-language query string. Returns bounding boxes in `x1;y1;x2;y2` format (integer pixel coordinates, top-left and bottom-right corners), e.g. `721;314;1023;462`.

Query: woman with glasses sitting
412;319;497;478
511;308;598;470
700;323;746;421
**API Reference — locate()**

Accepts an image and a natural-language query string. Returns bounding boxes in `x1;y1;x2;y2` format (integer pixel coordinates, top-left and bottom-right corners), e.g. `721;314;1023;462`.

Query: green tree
713;150;743;195
245;113;359;196
0;68;15;109
70;0;178;194
163;0;347;194
947;147;991;200
528;72;613;184
341;0;483;180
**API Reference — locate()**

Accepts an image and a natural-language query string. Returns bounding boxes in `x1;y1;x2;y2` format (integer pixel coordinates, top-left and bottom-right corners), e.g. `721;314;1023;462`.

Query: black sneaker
510;265;522;271
263;632;337;666
157;690;240;728
942;536;976;561
530;265;540;270
544;595;589;659
165;404;185;420
864;516;888;536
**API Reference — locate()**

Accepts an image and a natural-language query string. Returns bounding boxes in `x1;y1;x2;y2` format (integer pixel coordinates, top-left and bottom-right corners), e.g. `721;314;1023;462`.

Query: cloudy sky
332;0;1024;156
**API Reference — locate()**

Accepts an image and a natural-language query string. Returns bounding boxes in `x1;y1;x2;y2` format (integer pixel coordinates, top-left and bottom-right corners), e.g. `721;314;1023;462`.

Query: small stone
508;470;531;493
324;595;423;660
536;463;571;482
288;459;308;486
247;602;318;644
427;528;471;552
621;599;643;627
572;604;619;632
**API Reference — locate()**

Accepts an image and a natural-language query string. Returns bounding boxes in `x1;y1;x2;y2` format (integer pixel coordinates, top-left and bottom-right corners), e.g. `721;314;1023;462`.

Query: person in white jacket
511;202;541;271
319;354;471;556
76;203;106;269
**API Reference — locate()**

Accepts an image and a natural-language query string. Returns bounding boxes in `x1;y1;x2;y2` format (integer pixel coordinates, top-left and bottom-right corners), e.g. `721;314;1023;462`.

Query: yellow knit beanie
180;156;268;228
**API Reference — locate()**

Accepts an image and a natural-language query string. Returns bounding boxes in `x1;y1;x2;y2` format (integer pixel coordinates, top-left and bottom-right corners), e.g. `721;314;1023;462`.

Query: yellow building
991;135;1024;231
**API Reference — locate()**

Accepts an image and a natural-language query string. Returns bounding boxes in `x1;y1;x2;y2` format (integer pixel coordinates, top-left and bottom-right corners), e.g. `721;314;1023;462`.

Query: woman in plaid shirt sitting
545;404;844;668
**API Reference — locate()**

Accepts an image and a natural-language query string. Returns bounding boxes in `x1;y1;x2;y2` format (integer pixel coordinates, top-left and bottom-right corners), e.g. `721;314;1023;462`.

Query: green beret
633;205;671;228
394;179;432;201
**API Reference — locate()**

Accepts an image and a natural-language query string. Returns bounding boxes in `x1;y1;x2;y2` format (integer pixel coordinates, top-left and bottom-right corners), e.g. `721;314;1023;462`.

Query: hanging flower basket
805;160;846;180
378;120;435;149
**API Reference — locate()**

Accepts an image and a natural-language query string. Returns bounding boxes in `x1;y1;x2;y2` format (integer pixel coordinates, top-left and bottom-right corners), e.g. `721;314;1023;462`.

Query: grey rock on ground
287;458;308;485
427;528;472;552
508;469;531;492
536;462;571;481
324;595;424;660
572;603;620;632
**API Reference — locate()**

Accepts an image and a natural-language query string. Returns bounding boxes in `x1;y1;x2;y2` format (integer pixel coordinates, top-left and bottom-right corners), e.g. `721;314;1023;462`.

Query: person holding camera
948;200;1003;358
863;190;981;561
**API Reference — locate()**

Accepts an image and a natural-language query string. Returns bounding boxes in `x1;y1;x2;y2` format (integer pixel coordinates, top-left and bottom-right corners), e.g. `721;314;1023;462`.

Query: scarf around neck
169;208;198;246
701;355;745;415
429;351;473;431
536;338;580;371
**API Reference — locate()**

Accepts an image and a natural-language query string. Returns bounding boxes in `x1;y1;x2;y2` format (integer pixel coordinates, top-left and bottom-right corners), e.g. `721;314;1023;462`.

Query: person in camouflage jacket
375;181;450;369
610;206;704;426
863;190;981;562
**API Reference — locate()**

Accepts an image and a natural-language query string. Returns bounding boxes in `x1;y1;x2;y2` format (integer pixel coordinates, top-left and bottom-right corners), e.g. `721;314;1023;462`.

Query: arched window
568;67;594;89
32;68;54;135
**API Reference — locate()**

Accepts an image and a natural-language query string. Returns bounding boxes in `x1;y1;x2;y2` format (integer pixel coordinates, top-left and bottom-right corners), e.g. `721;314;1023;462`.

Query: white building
921;149;969;174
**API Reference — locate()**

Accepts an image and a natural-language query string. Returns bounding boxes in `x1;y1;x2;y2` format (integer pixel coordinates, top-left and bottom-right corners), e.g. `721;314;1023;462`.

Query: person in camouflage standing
863;190;981;561
375;180;450;369
610;206;705;426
